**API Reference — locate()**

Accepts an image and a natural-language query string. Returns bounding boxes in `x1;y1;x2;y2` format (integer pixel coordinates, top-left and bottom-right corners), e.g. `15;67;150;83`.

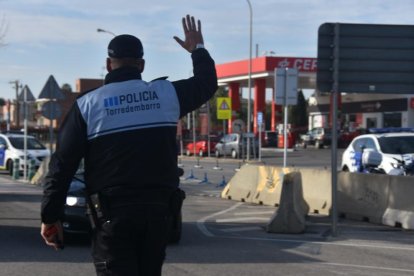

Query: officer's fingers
197;20;202;33
173;36;184;46
190;16;196;31
182;17;188;34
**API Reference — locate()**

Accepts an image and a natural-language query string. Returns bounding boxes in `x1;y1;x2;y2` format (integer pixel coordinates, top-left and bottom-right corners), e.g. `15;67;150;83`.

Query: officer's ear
106;58;113;72
138;59;145;73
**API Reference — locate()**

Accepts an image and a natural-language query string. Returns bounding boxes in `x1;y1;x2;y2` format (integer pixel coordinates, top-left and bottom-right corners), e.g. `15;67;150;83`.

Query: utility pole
9;80;21;129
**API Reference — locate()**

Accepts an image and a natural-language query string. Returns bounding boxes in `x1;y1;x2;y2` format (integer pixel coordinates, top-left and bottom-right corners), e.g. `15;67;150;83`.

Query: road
1;148;414;275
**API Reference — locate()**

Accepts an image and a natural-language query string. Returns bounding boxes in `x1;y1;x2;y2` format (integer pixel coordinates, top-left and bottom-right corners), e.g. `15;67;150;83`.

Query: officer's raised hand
173;14;204;53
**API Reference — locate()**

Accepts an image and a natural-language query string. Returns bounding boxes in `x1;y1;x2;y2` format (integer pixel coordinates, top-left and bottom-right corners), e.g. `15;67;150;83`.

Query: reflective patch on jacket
77;79;179;140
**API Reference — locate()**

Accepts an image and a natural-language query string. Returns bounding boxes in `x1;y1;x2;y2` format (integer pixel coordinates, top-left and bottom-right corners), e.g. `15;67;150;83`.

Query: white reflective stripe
77;79;180;140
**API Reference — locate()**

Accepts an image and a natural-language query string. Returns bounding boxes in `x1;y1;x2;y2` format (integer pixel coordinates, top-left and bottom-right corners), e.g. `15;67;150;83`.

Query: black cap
107;34;144;58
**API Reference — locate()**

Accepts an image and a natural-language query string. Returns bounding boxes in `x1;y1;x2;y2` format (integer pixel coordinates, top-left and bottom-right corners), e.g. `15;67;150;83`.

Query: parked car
215;133;259;159
341;129;414;175
263;131;278;147
299;127;332;149
185;136;220;157
0;133;50;175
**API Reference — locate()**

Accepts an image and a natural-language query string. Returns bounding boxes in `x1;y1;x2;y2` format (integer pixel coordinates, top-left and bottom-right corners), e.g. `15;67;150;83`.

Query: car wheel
185;149;191;156
168;211;182;244
231;149;238;159
342;166;349;172
7;159;13;176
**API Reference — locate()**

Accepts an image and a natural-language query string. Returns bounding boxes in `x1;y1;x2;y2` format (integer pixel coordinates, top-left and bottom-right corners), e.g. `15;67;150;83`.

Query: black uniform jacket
41;48;217;224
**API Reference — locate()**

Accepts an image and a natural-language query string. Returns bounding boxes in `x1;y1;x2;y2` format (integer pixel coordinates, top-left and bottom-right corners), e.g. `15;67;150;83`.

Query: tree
208;86;227;129
61;83;73;93
288;90;308;128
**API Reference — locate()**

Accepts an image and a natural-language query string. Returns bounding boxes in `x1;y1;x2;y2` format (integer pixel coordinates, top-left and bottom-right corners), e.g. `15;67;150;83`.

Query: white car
0;133;51;175
341;131;414;175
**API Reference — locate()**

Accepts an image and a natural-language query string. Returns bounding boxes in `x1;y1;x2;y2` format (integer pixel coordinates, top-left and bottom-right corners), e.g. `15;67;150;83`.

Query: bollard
178;157;184;168
199;172;210;184
216;175;227;188
12;158;20;180
28;159;36;180
185;169;197;180
213;158;222;170
194;157;203;169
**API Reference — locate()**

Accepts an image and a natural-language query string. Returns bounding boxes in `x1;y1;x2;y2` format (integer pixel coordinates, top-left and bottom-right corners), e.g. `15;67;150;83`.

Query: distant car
215;133;259;159
185;136;219;157
0;133;50;175
263;131;278;147
300;127;332;149
341;129;414;175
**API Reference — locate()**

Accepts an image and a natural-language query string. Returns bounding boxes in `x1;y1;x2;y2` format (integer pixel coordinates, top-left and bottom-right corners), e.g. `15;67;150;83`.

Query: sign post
38;75;65;153
257;111;263;162
317;22;414;237
217;97;232;135
275;67;298;167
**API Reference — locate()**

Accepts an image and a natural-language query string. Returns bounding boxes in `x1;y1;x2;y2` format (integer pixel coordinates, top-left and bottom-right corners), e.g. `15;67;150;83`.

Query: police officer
40;14;217;275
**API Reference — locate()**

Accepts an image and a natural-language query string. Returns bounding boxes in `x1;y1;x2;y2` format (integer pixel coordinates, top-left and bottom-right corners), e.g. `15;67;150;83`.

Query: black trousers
91;204;169;276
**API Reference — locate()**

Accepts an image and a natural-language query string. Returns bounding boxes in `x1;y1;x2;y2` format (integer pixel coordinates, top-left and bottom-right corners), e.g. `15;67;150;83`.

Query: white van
0;133;51;175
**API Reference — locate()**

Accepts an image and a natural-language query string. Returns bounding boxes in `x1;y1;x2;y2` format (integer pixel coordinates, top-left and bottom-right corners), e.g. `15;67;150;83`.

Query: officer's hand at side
173;14;204;53
41;221;64;250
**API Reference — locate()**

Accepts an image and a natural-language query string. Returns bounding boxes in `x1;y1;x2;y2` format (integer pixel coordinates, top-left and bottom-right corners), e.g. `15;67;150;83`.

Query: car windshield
9;137;46;150
378;136;414;154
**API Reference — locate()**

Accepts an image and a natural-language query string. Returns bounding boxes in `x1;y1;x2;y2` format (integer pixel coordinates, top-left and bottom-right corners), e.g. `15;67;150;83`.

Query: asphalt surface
1;149;414;276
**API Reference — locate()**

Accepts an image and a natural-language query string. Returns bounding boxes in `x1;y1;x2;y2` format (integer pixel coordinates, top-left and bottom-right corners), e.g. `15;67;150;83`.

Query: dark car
63;171;185;244
62;173;91;235
263;131;278;147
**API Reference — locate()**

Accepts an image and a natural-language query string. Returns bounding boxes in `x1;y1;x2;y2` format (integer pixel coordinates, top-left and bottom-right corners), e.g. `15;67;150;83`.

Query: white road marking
197;202;243;237
216;217;269;223
322;262;414;273
220;226;263;233
234;211;275;216
221;235;414;252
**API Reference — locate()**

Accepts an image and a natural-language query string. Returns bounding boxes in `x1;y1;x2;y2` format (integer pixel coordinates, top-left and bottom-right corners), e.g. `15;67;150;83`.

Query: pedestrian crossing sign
217;97;232;120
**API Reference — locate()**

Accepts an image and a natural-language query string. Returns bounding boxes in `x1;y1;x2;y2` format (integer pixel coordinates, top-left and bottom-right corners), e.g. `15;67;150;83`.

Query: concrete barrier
223;165;414;230
266;172;309;234
221;164;260;203
299;168;332;215
382;175;414;229
253;166;292;206
222;166;332;216
337;171;390;224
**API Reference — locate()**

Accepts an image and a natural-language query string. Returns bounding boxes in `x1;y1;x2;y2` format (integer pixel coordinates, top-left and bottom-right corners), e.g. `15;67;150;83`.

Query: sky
0;0;413;100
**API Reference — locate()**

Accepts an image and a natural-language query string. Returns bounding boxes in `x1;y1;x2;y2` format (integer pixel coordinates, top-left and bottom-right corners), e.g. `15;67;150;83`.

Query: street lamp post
246;0;253;161
97;28;116;37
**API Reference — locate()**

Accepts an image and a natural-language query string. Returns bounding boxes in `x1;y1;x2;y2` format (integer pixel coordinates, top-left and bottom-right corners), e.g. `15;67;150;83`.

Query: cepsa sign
276;58;317;72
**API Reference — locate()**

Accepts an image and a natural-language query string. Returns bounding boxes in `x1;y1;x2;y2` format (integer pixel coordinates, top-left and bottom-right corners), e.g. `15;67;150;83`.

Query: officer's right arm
41;103;87;225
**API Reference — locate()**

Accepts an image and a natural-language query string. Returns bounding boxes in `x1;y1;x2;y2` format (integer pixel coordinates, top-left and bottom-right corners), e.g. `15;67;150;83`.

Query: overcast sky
0;0;413;99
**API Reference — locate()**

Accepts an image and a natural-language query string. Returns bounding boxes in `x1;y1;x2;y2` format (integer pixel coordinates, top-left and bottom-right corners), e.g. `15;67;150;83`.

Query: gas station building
216;56;317;134
216;56;414;135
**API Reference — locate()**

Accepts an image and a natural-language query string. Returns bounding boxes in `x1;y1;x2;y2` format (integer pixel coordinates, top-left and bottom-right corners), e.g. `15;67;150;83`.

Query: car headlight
66;196;86;207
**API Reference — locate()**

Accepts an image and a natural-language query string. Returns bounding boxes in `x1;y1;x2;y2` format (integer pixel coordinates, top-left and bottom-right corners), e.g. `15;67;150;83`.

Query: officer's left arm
173;48;218;117
172;14;218;117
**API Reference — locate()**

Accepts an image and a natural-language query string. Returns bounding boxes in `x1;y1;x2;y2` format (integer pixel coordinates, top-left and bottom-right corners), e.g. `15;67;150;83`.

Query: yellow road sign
217;97;232;120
